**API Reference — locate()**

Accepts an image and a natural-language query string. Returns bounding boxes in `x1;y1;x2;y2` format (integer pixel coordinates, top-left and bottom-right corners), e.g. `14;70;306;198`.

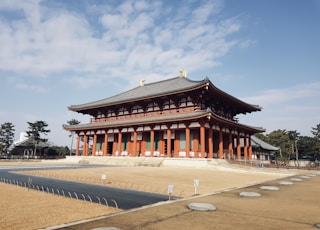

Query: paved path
0;164;168;210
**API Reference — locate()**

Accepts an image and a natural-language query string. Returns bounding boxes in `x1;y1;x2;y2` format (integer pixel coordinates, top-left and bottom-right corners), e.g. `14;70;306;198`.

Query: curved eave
208;112;265;133
207;82;261;113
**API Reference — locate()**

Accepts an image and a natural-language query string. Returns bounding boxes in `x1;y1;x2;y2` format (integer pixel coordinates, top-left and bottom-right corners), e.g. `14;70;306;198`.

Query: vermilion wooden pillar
167;128;171;157
208;128;213;158
159;131;164;156
127;138;132;156
118;132;122;155
244;135;248;159
150;129;154;156
141;133;146;156
92;133;97;156
133;128;137;156
200;123;205;158
218;129;223;158
237;134;241;159
248;135;252;160
185;126;190;158
83;134;88;156
112;134;117;156
228;132;233;159
76;134;80;156
193;130;199;156
174;131;179;157
103;132;108;156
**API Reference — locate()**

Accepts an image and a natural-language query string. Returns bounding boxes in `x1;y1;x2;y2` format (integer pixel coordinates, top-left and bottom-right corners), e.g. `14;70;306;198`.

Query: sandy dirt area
1;161;319;230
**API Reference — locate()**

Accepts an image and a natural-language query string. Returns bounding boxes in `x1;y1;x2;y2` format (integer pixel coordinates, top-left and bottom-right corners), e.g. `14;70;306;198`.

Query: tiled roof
251;135;279;151
69;76;207;111
9;137;49;150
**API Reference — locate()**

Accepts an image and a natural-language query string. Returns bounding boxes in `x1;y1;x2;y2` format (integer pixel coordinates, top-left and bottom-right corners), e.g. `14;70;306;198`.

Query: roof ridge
142;75;206;86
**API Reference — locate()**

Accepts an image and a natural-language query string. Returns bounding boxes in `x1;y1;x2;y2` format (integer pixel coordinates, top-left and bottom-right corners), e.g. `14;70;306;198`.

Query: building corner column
185;124;190;158
92;132;97;156
248;135;252;160
75;134;80;156
200;122;205;158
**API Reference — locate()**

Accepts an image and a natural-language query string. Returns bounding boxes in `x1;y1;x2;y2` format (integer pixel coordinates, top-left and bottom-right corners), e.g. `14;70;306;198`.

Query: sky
0;0;319;147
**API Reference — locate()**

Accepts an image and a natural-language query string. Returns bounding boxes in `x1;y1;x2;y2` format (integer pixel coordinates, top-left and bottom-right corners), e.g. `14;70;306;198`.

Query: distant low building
9;132;28;152
9;132;49;158
250;135;279;161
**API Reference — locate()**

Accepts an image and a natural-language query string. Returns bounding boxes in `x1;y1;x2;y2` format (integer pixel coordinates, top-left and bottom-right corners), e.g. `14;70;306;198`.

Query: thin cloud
0;0;251;90
15;82;47;93
190;1;223;24
241;82;320;106
64;75;108;89
238;81;320;135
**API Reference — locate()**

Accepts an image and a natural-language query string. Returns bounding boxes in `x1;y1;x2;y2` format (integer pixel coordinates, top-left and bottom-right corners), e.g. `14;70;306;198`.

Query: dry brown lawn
0;183;119;230
1;161;318;230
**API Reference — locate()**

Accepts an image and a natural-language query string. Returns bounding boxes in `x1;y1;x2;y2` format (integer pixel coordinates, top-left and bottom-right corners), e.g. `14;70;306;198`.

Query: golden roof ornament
179;69;187;78
140;79;145;86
